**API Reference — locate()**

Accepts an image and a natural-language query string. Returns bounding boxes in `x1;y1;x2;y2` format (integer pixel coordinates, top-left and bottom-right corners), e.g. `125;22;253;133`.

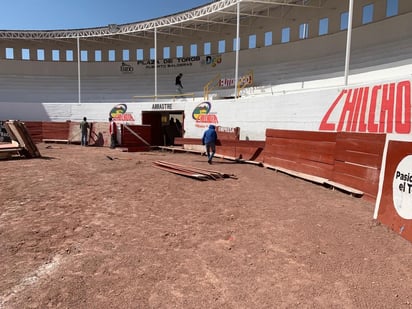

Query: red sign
320;80;411;133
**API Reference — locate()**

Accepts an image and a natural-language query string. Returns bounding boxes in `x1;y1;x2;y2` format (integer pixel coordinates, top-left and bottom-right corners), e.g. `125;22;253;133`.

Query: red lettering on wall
320;80;412;134
395;81;411;133
379;83;395;133
358;87;370;132
350;88;366;132
198;114;218;123
367;85;381;133
319;90;346;131
113;113;135;121
337;89;359;131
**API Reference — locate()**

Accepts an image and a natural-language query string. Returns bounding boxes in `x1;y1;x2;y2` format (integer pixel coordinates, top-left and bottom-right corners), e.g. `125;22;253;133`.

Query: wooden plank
266;137;335;149
337;132;386;143
14;121;41;157
42;122;70;140
331;172;379;199
154;160;237;179
265;129;336;142
4;122;25;147
158;146;198;153
43;139;69;143
153;164;210;180
334;149;382;168
216;146;237;158
154;160;218;180
324;180;364;196
24;121;43;143
123;124;150;146
152;160;232;180
263;154;296;165
335;135;386;155
0;141;20;149
231;146;264;161
332;161;380;184
174;137;202;145
0;147;23;153
265;137;335;152
4;121;41;158
263;153;333;179
217;140;265;147
265;137;335;156
263;143;336;165
263;163;328;184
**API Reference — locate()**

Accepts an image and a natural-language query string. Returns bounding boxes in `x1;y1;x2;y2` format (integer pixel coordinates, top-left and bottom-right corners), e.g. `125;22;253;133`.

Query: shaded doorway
142;111;184;146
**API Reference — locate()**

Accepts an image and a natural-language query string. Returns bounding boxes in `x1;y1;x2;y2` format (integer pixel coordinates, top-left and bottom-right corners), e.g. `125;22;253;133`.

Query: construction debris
0;120;41;160
152;160;237;181
105;155;132;161
0;140;22;160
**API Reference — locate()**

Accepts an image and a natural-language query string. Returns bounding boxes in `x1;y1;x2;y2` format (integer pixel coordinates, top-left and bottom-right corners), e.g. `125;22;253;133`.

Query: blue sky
0;0;212;30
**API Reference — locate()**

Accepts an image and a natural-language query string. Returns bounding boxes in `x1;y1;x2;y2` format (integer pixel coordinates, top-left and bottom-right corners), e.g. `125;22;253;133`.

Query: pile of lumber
152;160;237;181
0;140;22;160
0;120;41;159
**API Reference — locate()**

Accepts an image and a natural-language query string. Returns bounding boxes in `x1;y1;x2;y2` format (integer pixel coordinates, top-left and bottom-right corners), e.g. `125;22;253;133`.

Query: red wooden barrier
262;129;386;201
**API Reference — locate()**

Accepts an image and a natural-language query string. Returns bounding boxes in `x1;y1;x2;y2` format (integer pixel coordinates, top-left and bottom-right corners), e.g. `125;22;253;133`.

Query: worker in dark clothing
175;73;183;94
109;117;117;149
79;117;90;146
202;124;218;164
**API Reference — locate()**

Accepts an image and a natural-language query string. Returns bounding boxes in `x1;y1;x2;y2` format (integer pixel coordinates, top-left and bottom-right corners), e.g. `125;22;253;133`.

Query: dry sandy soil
1;143;412;309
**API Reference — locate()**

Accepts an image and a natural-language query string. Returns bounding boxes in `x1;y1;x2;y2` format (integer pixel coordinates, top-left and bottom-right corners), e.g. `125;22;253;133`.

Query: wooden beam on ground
152;161;210;181
152;160;237;180
263;163;328;185
0;141;23;159
324;180;364;197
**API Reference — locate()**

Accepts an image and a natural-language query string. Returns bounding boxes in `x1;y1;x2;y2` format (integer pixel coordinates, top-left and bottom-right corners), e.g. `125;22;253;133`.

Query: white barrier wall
3;76;411;142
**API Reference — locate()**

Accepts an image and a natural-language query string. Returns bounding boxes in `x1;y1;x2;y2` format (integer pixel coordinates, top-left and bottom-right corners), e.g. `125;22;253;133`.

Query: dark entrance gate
142;111;184;146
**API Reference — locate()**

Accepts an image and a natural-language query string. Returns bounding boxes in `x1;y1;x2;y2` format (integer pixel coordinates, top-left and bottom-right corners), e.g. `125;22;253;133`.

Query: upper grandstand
0;0;411;103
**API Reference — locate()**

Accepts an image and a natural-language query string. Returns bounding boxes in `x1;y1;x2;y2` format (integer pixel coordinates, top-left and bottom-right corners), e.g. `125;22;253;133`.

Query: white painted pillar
234;0;240;99
344;0;354;86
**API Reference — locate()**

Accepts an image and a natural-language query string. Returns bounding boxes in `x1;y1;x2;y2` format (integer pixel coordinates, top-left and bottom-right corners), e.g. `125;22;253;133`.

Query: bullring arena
2;0;412;308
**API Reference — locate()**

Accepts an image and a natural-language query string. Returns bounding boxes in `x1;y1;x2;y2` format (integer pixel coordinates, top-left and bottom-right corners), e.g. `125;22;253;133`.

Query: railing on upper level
203;74;221;100
236;70;254;98
132;93;195;101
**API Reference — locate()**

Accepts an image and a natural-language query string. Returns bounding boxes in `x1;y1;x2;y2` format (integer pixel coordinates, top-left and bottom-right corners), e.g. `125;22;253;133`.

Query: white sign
393;155;412;219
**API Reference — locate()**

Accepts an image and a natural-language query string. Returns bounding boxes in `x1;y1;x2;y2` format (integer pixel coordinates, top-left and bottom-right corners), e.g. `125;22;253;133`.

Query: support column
0;46;5;59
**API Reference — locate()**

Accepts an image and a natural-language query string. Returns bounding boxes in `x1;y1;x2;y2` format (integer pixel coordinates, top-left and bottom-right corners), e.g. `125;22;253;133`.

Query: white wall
4;75;411;142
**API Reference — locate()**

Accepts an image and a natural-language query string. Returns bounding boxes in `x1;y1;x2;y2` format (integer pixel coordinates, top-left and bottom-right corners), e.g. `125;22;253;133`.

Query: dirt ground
1;143;412;309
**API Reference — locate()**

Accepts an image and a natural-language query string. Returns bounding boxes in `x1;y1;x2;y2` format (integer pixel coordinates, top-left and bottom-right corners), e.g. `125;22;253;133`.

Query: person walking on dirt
79;116;90;146
202;124;218;164
109;117;117;149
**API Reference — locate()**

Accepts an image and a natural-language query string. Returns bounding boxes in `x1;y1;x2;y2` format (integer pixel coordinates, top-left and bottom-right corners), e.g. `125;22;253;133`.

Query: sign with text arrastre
152;103;173;110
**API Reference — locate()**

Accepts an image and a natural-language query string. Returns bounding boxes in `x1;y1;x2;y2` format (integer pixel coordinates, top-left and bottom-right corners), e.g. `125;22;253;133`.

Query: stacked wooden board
152;160;237;181
0;140;22;159
0;120;41;159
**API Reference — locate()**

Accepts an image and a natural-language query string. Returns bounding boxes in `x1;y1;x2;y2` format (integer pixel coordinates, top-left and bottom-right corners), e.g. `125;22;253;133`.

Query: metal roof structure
0;0;325;40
